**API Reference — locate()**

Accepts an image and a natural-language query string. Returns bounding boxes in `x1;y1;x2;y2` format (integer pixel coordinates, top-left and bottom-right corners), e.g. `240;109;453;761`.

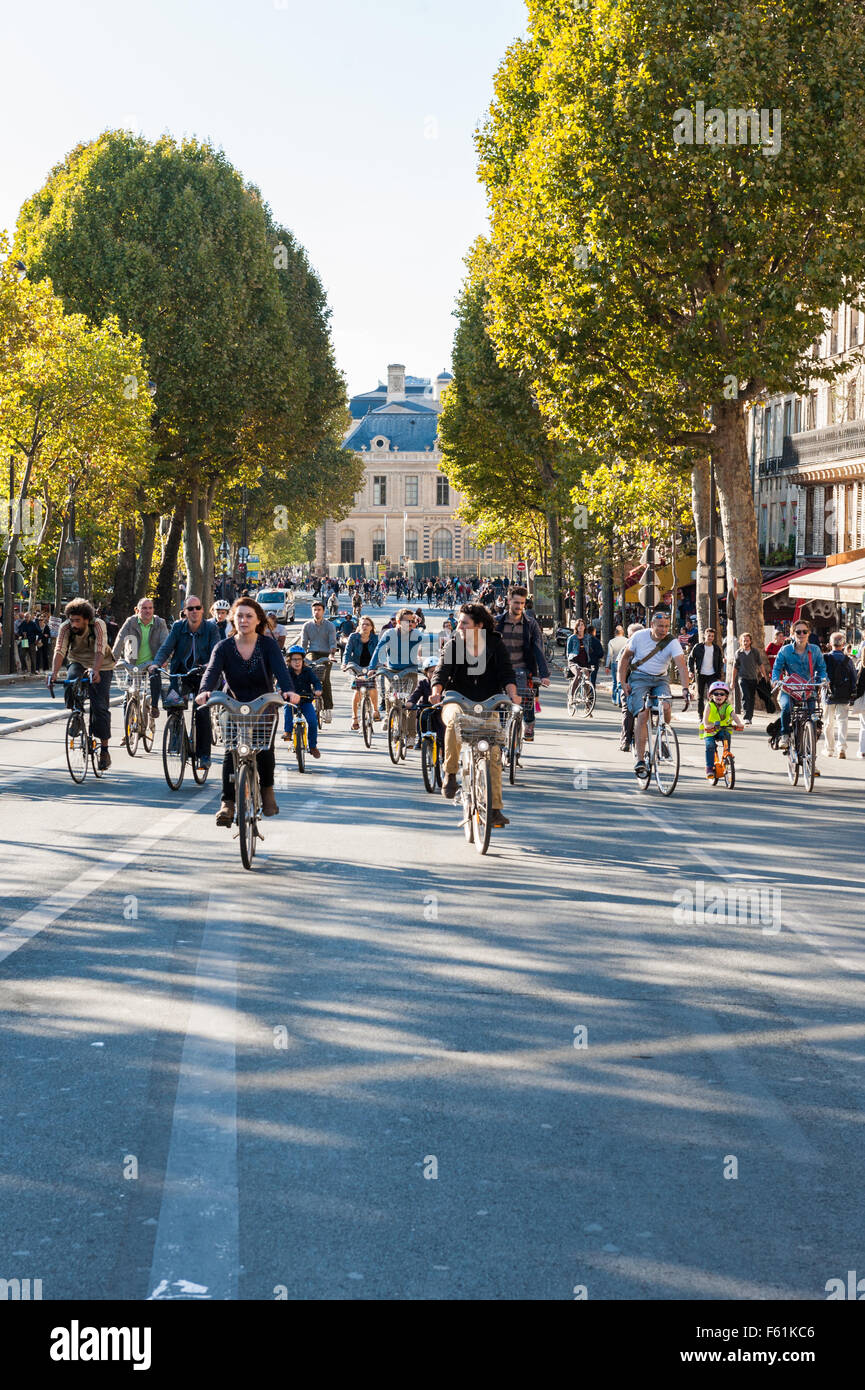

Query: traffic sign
237;546;249;563
639;579;663;608
516;561;526;573
698;536;725;564
641;546;660;566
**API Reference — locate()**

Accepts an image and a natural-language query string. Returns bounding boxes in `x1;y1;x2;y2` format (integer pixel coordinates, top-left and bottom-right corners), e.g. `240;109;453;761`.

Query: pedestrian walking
822;631;857;758
689;627;723;717
732;632;766;726
606;624;628;705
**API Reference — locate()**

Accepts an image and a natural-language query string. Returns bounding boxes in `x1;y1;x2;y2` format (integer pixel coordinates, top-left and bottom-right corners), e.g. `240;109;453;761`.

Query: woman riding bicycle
197;597;299;825
343;615;381;729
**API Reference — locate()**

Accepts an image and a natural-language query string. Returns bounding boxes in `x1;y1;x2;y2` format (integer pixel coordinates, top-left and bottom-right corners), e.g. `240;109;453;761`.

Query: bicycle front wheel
787;734;800;785
295;725;306;773
421;737;436;793
65;713;88;783
141;694;155;752
387;706;402;764
190;712;209;784
507;719;520;785
801;721;816;792
584;681;596;716
124;698;140;757
654;723;680;796
473;757;492;855
162;712;187;790
724;753;735;789
361;696;374;748
237;763;257;869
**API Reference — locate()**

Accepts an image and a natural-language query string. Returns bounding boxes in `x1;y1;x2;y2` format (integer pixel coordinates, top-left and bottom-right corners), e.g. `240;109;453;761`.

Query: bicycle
159;666;210;791
311;657;334;731
51;674;107;784
208;692;284;870
116;662;155;757
286;700;310;772
382;669;418;763
419;705;444;792
772;678;826;793
442;693;518;855
372;591;383;608
708;736;735;788
634;691;686;796
345;663;378;748
567;665;596;718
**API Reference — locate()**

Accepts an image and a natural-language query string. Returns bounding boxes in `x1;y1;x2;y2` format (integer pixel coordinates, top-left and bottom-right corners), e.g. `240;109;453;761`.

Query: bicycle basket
783;674;810;704
217;705;278;752
383;671;417;697
116;665;143;693
455;711;507;748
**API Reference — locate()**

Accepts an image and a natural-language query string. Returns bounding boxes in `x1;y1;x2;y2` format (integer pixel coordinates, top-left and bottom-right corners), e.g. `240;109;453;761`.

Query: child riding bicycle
699;680;744;779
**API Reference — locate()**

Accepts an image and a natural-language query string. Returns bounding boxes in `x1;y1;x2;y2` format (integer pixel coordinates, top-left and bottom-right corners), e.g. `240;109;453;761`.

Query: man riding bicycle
431;603;518;828
48;598;118;770
368;606;429;741
112;597;169;677
618;610;690;779
494;585;549;743
771;617;827;752
300;600;337;722
147;594;221;770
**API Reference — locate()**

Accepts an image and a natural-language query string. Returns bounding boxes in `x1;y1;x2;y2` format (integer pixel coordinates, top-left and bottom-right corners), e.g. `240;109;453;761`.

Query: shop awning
788;556;865;602
761;565;824;597
625;554;697;603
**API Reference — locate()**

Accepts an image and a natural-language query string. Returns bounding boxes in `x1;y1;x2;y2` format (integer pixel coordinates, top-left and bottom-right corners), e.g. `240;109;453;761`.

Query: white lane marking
148;890;238;1301
0;785;218;965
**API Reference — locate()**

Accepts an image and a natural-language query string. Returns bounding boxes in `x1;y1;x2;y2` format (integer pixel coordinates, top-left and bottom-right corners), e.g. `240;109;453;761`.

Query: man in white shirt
619;611;691;776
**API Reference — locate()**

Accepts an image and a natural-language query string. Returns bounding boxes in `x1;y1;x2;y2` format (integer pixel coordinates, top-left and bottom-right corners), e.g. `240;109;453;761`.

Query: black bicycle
419;705;444;793
52;674;107;784
159;666;210;791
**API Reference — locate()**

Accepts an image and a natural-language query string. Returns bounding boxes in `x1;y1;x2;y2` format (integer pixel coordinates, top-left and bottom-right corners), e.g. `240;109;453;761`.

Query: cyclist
112;597;169;674
494;585;549;743
772;617;827;752
343;615;382;728
407;654;445;750
300;600;338;722
148;594;221;770
368;606;427;741
352;588;363;618
619;610;691;779
48;598;118;770
211;598;231;638
431;604;518;827
197;597;300;824
700;679;744;780
281;645;322;758
566;617;603;698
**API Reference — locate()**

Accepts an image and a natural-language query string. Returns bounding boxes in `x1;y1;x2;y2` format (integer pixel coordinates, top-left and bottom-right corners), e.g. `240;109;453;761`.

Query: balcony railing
782;420;865;469
759;455;787;476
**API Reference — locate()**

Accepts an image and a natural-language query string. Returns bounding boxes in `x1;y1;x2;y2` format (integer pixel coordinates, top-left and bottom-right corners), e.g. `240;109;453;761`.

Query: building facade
315;364;511;576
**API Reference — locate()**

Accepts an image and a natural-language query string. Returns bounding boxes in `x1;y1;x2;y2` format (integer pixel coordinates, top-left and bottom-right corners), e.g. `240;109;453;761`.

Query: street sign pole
708;460;718;635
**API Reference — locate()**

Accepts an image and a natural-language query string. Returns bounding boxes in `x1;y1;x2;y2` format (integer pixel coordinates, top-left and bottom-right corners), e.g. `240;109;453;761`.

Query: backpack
827;653;856;703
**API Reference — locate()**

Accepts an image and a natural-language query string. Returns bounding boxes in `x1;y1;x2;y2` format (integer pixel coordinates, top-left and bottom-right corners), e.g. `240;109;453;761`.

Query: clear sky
0;0;527;398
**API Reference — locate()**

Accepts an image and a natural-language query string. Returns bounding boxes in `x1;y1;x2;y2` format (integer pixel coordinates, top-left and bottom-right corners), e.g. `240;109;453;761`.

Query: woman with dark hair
197;596;299;825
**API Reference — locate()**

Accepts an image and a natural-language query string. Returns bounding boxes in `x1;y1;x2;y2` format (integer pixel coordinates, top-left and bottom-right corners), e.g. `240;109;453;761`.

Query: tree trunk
601;556;614;648
156;501;185;619
54;511;71;616
711;403;766;662
1;455;36;674
691;456;711;636
135;512;159;595
198;480;217;612
547;509;564;622
112;519;137;618
183;484;203;600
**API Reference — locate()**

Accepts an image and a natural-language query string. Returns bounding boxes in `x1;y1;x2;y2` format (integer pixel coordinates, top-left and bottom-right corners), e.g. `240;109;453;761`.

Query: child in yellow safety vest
700;680;744;778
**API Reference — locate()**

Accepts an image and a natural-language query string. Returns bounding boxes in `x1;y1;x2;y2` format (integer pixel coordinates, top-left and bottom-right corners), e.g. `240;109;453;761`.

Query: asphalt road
1;596;863;1301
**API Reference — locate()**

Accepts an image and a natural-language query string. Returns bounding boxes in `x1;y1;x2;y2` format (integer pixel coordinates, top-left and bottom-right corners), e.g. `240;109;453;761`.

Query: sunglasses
794;629;808;635
186;605;202;611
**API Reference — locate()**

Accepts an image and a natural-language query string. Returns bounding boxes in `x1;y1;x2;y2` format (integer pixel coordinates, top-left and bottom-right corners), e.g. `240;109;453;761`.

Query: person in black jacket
689;628;724;718
822;631;857;758
431;604;518;827
494;587;550;743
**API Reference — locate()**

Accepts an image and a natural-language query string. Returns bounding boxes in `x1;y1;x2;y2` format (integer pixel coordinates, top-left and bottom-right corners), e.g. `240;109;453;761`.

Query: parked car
255;588;295;622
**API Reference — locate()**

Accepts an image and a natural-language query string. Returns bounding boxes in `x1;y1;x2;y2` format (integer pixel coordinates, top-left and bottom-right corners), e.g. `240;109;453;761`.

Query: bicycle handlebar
205;692;287;714
441;692;520;713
